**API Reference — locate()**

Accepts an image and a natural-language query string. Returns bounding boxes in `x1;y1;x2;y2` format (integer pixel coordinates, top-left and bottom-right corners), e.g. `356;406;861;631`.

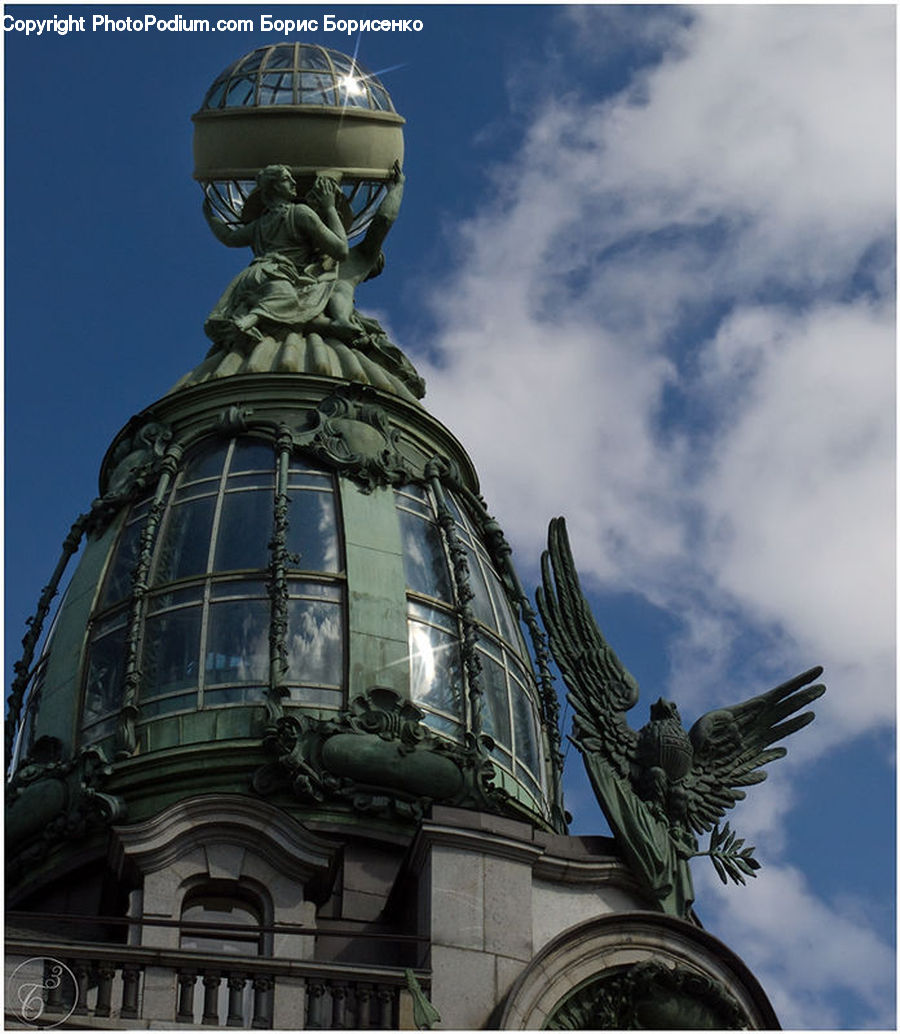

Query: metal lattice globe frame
193;43;404;240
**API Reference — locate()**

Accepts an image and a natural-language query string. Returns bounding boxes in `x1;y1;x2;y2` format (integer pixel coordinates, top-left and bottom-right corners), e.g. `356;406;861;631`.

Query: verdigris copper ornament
537;517;825;918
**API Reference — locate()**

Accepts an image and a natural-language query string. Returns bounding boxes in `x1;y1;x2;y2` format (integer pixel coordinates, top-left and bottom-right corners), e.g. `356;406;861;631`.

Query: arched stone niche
497;912;779;1030
109;794;338;959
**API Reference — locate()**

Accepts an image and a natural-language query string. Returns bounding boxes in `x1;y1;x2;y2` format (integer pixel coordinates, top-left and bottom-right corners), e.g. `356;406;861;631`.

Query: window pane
297;45;331;72
148;586;202;613
259;72;293;105
204;685;266;706
210;578;268;600
512;690;540;776
139;693;196;718
287;580;341;603
225;76;256;107
399;510;453;601
408;600;457;635
286;490;340;572
285;599;343;686
153;498;215;584
83;627;126;724
100;515;146;607
205;598;269;685
214;490;272;572
464;546;496;630
181;441;227;484
262;43;295;70
228;439;274;474
408;620;464;719
299;72;335;105
226;471;275;491
479;653;512;748
486;568;521;647
142;607;202;699
284;687;343;708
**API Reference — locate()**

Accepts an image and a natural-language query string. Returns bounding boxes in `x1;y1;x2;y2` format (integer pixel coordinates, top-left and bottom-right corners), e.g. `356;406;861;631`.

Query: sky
3;4;896;1028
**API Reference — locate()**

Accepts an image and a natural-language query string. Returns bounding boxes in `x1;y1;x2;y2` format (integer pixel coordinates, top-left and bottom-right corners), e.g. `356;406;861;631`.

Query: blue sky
4;5;895;1028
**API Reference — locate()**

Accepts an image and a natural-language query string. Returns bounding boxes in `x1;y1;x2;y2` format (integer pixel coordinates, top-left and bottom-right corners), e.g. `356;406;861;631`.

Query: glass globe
194;44;404;240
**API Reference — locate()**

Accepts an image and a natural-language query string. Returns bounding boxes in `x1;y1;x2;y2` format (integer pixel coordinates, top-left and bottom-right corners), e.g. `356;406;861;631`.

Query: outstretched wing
684;666;826;835
536;517;639;778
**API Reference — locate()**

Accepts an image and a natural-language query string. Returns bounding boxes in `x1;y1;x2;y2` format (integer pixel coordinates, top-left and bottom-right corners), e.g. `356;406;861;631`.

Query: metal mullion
114;443;182;758
291;42;300;104
266;429;293;723
197;442;234;708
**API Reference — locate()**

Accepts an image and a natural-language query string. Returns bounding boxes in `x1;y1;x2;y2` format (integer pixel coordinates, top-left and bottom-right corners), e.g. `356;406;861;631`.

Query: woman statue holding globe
202;165;350;350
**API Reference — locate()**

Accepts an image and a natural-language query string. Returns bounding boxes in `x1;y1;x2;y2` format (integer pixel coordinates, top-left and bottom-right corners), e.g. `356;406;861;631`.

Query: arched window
81;436;346;747
394;484;546;810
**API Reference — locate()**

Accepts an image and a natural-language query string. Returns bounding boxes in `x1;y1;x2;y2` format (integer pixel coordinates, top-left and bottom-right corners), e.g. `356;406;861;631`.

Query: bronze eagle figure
536;517;825;918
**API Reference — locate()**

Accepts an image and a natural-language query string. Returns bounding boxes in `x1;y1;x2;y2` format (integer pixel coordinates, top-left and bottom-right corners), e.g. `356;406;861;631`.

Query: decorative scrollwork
296;385;414;492
547;959;750;1030
252;687;510;820
6;743;126;878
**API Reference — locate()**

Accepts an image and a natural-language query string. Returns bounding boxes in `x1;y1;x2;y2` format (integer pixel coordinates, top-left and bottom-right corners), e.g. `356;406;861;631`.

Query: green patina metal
7;374;566;884
266;425;294;724
5;45;568;895
115;442;182;760
427;461;486;739
537;517;825;918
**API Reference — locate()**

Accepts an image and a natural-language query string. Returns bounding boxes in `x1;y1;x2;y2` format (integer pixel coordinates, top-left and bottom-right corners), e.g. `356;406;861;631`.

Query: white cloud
695;863;896;1029
419;1;894;742
414;7;894;1027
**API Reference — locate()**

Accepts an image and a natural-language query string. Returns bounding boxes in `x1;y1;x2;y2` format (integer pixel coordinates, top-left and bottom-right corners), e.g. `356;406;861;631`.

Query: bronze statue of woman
202;165;349;351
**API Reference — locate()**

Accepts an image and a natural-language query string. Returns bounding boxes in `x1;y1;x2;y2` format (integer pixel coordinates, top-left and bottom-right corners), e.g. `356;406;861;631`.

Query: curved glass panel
408;609;464;739
200;44;396;114
285;597;343;687
479;650;512;749
285;490;340;572
153;498;216;585
142;606;202;700
99;508;147;608
214;490;272;572
82;618;127;737
398;508;454;602
80;437;346;744
395;484;548;812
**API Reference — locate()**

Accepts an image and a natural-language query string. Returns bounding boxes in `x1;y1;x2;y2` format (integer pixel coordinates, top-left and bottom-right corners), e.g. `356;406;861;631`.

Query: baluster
226;974;246;1027
71;960;91;1015
306;981;326;1029
121;965;140;1020
250;975;273;1029
176;971;196;1023
376;985;394;1029
331;983;348;1029
44;959;64;1012
94;963;115;1017
356;983;374;1029
202;971;221;1025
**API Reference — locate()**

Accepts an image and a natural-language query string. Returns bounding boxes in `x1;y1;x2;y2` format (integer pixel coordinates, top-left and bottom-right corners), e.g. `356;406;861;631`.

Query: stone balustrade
5;937;423;1029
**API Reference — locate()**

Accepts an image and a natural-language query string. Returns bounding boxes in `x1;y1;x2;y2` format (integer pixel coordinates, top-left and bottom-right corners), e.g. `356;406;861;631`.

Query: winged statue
536;517;825;918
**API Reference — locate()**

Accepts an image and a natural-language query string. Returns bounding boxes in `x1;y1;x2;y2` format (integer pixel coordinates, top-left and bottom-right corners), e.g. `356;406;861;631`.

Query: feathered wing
684;666;826;835
536;517;639;778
